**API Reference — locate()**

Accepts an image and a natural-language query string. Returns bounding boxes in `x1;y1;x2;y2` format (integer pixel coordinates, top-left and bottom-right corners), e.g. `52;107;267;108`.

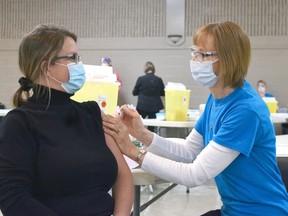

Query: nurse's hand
119;105;154;146
102;113;137;156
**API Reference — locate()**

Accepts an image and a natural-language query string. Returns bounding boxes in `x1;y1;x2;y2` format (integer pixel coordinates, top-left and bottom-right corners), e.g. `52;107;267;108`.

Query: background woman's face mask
190;60;219;87
258;86;266;94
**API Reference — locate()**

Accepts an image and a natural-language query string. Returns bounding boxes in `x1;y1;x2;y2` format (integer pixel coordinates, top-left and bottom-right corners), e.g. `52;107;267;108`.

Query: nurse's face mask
189;46;219;88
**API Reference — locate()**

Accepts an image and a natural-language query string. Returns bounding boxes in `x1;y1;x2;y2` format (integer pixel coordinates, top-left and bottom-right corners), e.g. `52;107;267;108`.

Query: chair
277;157;288;192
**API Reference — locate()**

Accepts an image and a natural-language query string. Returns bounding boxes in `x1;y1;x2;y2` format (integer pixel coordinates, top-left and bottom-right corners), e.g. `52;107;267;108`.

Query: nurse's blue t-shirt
195;81;288;216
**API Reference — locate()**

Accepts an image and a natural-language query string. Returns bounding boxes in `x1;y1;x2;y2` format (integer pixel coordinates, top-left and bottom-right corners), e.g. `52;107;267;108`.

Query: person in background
101;57;122;90
0;102;5;122
257;80;274;98
0;102;5;109
132;61;165;132
102;21;288;216
0;24;133;216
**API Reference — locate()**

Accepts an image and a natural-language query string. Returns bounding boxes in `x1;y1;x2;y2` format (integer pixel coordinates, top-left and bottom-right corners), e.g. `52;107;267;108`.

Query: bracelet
136;148;147;162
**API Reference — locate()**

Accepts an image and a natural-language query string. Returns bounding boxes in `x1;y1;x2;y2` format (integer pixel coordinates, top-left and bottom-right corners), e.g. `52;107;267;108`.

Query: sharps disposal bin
71;64;119;115
72;81;119;115
165;89;191;121
263;97;278;113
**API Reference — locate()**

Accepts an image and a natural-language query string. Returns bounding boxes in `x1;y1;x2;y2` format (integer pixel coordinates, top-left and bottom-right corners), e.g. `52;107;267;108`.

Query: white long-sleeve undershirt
141;129;240;187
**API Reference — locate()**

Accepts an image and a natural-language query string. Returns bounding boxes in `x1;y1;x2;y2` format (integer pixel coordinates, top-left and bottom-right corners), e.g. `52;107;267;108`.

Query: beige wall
1;36;288;110
0;0;288;109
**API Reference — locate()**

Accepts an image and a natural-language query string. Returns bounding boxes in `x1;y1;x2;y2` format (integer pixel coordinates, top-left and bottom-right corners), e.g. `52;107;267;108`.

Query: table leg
130;183;177;216
156;126;161;135
131;185;141;216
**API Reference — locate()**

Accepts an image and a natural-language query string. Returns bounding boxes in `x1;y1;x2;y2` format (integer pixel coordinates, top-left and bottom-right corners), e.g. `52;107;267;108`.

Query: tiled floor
135;180;222;216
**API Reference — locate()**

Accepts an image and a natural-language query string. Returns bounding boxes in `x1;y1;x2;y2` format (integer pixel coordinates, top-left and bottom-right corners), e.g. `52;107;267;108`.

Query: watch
136;148;147;162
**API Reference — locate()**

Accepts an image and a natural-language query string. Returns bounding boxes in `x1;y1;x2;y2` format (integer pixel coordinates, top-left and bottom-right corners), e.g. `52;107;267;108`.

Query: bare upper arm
105;133;131;173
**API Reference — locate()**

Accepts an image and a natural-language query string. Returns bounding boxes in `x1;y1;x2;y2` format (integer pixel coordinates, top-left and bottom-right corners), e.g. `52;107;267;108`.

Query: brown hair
144;61;155;74
13;24;77;107
257;80;267;87
193;21;251;88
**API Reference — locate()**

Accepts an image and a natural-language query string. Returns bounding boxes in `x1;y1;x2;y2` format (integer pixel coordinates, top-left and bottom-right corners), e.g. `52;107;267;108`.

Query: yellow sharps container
165;89;191;121
72;81;119;115
263;97;278;113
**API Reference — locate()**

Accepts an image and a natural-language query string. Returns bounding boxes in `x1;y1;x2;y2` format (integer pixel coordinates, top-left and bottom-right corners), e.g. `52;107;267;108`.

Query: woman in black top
0;24;133;216
132;62;165;132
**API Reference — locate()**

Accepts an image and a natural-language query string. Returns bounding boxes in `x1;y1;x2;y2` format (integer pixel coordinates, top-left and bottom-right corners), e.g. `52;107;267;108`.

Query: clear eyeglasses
190;46;218;62
55;53;81;64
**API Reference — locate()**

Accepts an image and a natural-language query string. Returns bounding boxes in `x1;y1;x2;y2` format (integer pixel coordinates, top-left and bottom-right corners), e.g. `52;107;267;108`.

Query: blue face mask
190;60;219;87
51;61;86;94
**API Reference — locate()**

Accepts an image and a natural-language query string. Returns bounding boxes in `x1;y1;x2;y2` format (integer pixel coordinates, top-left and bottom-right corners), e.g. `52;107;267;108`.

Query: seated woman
0;24;133;216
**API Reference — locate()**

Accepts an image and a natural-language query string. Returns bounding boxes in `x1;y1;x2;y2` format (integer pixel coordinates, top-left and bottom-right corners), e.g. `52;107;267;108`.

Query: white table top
276;134;288;145
142;112;288;128
276;135;288;157
142;119;197;128
131;168;168;186
0;109;11;116
270;113;288;123
125;155;168;185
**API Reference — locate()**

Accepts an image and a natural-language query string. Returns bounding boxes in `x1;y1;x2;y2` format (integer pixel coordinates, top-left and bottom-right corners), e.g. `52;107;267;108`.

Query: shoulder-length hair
193;21;251;88
144;61;155;74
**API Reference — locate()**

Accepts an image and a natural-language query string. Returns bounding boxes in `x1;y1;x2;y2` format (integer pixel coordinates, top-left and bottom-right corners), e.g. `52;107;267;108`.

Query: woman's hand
102;113;135;156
